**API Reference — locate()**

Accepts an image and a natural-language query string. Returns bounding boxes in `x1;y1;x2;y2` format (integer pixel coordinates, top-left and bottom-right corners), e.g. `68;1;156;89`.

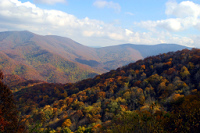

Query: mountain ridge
0;30;190;83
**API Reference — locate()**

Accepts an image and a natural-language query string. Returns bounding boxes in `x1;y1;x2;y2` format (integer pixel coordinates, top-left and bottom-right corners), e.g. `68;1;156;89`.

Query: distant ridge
0;30;190;83
120;43;190;57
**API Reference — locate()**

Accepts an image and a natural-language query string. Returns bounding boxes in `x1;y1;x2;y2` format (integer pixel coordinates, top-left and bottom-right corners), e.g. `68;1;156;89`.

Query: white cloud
140;1;200;32
0;0;198;47
125;12;134;16
33;0;67;5
158;19;182;31
166;1;200;18
93;0;121;12
132;1;200;47
125;29;133;36
191;35;200;47
0;0;123;46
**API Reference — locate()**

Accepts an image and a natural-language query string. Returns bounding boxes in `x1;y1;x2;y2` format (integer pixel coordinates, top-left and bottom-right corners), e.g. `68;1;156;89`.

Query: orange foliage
117;76;122;80
120;70;126;74
164;61;172;66
191;89;197;94
134;80;142;86
135;69;140;74
120;105;128;111
145;87;150;92
92;124;102;132
90;114;101;123
166;68;176;75
82;95;88;101
76;110;84;117
62;119;72;127
97;91;106;99
171;94;184;102
141;65;146;70
191;55;200;64
109;78;114;82
66;98;74;106
136;88;143;94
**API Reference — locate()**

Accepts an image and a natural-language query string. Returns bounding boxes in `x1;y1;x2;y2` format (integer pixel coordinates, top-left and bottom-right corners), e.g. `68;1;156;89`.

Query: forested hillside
1;48;198;132
0;31;189;84
0;31;99;84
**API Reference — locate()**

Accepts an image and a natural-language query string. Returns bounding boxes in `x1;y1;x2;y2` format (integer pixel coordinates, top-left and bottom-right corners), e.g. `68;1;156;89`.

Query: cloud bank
0;0;199;47
137;1;200;32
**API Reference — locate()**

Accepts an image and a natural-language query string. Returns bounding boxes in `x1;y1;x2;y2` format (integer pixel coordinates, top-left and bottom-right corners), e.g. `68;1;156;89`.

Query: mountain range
0;31;189;83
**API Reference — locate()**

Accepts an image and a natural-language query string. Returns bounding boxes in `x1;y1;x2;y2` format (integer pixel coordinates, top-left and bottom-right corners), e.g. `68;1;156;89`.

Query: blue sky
0;0;200;47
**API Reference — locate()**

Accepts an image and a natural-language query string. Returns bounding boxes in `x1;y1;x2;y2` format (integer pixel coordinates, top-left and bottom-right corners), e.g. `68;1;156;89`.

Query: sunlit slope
0;31;189;83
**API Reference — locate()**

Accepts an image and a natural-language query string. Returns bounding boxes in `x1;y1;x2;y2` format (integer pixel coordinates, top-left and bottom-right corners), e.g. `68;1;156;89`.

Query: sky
0;0;200;48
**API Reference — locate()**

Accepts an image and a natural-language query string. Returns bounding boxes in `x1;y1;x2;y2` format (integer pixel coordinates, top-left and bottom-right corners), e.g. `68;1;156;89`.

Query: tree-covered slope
0;31;189;85
0;31;99;84
12;48;200;132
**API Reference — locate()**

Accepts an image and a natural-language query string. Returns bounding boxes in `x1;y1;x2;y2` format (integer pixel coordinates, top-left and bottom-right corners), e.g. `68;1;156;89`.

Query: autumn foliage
1;48;200;132
0;71;25;132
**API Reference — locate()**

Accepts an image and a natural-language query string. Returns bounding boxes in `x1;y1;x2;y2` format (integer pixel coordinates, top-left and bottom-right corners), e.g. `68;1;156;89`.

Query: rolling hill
0;31;189;84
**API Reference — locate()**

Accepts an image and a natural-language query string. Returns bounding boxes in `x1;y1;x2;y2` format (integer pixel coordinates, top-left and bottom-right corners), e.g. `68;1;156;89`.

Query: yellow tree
180;66;190;79
62;119;72;127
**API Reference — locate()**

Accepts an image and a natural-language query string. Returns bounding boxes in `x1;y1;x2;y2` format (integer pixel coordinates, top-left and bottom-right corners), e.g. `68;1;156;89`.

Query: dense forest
1;48;200;132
